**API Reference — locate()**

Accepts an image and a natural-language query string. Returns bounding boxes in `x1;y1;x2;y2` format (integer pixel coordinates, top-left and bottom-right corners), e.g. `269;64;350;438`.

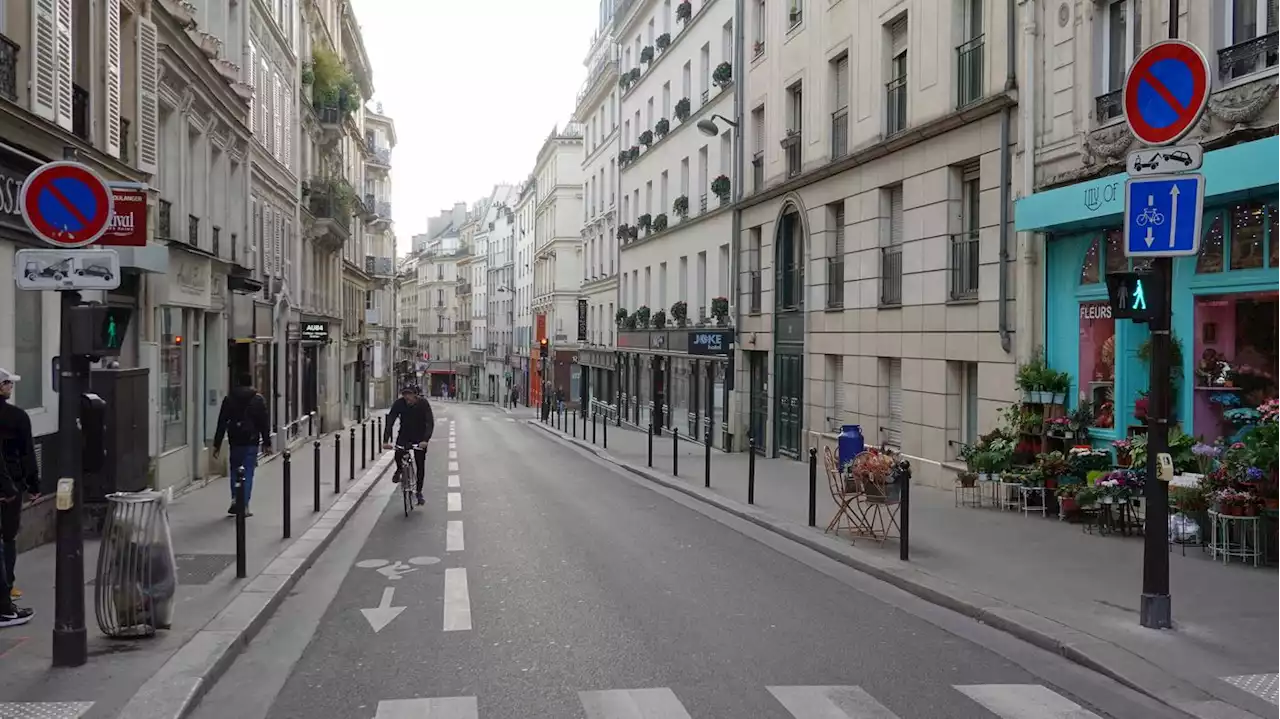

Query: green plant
616;223;632;240
1137;331;1184;378
670;300;688;323
300;63;315;86
651;309;667;328
672;195;689;217
640;45;655;64
655;118;670;137
676;0;692;22
674;97;692;121
615;307;629;324
1044;370;1072;395
653;213;669;231
712;61;733;87
637;213;653;232
639;130;654;147
656;32;671;50
1016;347;1050;393
711;174;731;199
310;47;359;112
1170;484;1210;512
634;306;651;326
710;296;729;320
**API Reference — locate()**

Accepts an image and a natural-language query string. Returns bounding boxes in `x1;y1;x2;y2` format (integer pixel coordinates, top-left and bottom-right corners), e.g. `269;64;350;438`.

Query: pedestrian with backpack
212;374;271;516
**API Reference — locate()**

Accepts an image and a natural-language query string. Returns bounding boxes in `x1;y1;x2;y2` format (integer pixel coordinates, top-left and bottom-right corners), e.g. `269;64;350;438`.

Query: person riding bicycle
382;384;434;505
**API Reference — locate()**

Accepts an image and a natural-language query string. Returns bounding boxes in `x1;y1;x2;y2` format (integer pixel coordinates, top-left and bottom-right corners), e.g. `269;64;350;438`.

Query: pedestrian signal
1106;271;1163;323
69;303;132;357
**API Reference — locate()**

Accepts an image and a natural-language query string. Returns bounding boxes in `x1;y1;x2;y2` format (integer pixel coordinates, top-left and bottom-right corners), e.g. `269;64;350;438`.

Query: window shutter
30;0;57;121
834;56;849;109
282;83;292;171
889;187;903;245
890;17;907;55
258;60;269;146
263;206;275;275
273;212;283;278
104;0;122;159
272;74;282;160
833;204;845;256
887;358;902;448
247;43;257;135
136;18;159;174
284;220;293;286
54;0;73;131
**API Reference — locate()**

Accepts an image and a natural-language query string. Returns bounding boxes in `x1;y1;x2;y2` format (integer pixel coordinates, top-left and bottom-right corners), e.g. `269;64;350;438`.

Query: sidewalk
0;417;395;719
528;418;1278;719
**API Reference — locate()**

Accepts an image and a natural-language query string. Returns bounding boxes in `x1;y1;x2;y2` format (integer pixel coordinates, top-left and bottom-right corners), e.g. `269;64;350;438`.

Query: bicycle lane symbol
355;556;440;580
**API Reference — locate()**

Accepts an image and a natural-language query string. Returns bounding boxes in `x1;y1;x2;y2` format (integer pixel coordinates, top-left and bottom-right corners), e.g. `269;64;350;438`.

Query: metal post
573;408;577;438
673;427;680;477
807;448;817;527
899;459;911;562
313;440;321;512
334;434;342;494
647;421;654;467
592;411;598;444
282;450;292;539
349;426;356;481
603;411;608;449
704;430;712;488
234;466;247;578
748;436;756;504
52;290;87;668
308;411;314;436
361;421;368;469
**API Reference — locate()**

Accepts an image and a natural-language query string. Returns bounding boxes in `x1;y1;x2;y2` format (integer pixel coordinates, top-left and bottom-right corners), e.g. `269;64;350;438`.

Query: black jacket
213;386;271;451
383;397;434;446
0;397;39;500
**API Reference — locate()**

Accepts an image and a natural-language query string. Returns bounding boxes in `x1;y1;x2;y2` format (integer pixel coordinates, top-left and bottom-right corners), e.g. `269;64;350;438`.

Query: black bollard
899;458;912;562
349;427;356;481
362;421;368;469
282;449;292;539
308;412;314;436
602;412;608;449
592;411;597;444
748;436;756;504
234;465;247;579
647;421;654;467
573;409;577;438
313;440;321;512
807;447;817;527
673;427;680;477
377;416;382;447
334;434;342;494
704;430;712;488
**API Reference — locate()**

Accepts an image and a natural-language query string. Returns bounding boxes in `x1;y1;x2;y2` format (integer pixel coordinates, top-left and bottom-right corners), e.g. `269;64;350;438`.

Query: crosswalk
477;416;516;422
371;684;1102;718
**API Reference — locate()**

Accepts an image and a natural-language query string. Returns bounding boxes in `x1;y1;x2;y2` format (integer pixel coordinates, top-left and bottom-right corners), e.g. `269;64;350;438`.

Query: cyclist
382;384;434;505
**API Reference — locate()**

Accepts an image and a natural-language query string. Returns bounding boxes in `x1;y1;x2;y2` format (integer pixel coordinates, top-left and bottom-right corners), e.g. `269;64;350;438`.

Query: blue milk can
837;425;865;469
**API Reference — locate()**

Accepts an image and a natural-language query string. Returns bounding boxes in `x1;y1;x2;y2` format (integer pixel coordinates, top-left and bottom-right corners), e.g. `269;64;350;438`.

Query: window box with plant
634;306;652;327
712;62;733;88
310;47;361;114
615;307;629;326
651;309;667;328
676;0;692;24
656;32;671;51
670;300;688;326
653;213;669;232
674;97;692;121
710;296;729;325
640;45;655;64
637;213;653;233
616;223;632;240
654;118;670;138
672;195;689;218
711;174;731;202
639;129;654;147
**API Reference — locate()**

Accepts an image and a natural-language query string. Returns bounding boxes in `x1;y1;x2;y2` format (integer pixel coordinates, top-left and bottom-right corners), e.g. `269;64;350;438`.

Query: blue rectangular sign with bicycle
1123;173;1205;257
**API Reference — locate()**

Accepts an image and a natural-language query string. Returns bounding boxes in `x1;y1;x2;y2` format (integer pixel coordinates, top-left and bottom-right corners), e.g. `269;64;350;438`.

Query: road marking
954;685;1102;719
506;417;516;422
578;688;693;719
448;450;458;459
0;703;95;718
1219;674;1278;705
442;567;472;631
448;474;460;487
447;492;462;512
767;686;900;718
448;461;460;472
446;520;464;551
374;697;478;718
360;586;405;633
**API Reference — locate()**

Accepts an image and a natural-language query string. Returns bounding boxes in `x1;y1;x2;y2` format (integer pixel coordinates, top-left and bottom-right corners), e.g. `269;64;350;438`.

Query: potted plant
623;312;638;329
958;471;978;488
674;97;692;121
1034;450;1071;491
640;45;655;64
1046;416;1072;438
656;32;672;51
676;0;693;23
627;225;639;240
615;307;629;326
653;213;669;231
1016;348;1049;403
1056;482;1084;516
618;149;632;167
637;213;653;233
655;117;670;137
1112;439;1133;467
634;305;651;327
616;223;632;240
712;61;733;88
651;309;667;328
753;40;765;56
711;174;731;201
1075;484;1101;509
628;145;641;162
672;194;690;217
670;300;688;326
639;130;654;147
1044;370;1071;405
710;296;729;324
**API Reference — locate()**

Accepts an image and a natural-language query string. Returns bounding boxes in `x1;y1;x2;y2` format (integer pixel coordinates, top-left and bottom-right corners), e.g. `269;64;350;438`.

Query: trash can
94;490;178;638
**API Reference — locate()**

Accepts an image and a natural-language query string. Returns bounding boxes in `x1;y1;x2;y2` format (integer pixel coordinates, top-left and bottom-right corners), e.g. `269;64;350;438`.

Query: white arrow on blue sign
1123;173;1205;257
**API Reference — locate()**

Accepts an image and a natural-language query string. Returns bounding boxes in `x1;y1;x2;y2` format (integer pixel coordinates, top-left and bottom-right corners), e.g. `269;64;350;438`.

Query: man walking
212;374;272;516
0;369;36;627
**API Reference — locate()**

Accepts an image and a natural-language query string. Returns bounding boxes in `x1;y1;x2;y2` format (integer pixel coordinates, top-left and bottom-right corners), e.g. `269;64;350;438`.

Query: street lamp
696;114;738;137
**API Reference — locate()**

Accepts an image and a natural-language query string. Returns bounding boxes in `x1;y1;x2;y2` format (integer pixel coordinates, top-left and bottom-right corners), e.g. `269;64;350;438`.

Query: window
886;17;908;135
881;185;904;305
827;201;845;308
645;180;653;214
885;358;903;448
718;243;730;297
722;20;734;64
961;361;979;446
694;251;709;316
697;146;708;212
831;54;849;159
789;0;803;28
1220;0;1278;80
786;82;803;176
160;307;187;451
825;355;843;431
752;105;765;191
660;171;669;211
680;157;690;197
1078;301;1116;427
777;211;804;310
659;262;668;308
1097;0;1139;121
749;227;763;312
699;43;711;101
646;97;654;129
1196;202;1276;273
662;82;671;118
663;0;671;33
13;290;43;411
682;61;692;99
1193;290;1278;438
644;266;652;306
950;163;981;300
720;131;731;176
678;256;689;302
957;0;985;107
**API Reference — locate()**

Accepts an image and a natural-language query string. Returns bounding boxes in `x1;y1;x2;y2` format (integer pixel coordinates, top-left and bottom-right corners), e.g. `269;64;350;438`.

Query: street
190;403;1183;719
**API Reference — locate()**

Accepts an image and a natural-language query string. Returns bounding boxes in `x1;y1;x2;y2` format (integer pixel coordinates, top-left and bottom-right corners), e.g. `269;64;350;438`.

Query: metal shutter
834;55;849;109
887;358;902;448
889;186;903;245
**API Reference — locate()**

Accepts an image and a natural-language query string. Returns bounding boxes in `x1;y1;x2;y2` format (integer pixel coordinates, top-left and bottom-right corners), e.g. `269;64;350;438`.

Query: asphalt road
198;403;1183;719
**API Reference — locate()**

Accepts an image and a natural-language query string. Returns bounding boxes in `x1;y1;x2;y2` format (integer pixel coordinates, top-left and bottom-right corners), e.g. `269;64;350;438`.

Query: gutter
998;0;1020;353
729;0;746;450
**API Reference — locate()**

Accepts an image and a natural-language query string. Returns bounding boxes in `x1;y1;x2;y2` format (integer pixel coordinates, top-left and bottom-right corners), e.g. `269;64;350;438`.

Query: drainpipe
998;0;1022;354
729;0;746;449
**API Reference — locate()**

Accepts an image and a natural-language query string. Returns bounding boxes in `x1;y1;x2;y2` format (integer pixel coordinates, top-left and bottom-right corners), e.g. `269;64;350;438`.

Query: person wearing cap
382;384;434;506
0;369;37;627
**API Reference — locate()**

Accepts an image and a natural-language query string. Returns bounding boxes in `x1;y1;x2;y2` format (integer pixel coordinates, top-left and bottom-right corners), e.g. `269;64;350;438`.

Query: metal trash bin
93;490;178;638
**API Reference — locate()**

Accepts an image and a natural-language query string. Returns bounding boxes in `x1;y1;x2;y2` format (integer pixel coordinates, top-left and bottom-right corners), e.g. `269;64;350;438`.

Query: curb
116;451;397;719
526;420;1262;719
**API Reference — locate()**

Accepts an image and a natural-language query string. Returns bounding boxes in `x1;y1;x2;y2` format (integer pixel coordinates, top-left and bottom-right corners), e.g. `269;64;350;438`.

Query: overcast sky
354;0;598;252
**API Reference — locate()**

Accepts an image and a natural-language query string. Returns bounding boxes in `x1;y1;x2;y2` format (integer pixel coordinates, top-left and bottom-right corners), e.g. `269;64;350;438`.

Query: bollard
362;421;368;469
704;430;712;488
899;458;912;562
592;411;597;445
282;449;292;539
349;427;356;482
673;427;680;477
308;412;314;436
334;434;342;494
234;466;247;579
807;447;818;527
647;421;654;468
602;411;608;449
573;409;577;438
313;440;321;512
748;436;756;505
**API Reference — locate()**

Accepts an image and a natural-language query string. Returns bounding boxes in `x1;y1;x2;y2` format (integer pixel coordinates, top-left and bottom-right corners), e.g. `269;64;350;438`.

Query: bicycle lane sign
1124;174;1204;257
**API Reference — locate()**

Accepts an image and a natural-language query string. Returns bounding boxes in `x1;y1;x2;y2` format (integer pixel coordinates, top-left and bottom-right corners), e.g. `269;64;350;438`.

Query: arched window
1195;202;1276;274
1079;236;1101;285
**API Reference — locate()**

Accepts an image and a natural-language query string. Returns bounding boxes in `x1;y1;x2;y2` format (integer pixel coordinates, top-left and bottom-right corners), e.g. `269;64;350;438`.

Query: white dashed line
448;474;460;488
448;461;460;472
446;520;465;551
447;492;462;512
448;450;458;460
442;567;472;631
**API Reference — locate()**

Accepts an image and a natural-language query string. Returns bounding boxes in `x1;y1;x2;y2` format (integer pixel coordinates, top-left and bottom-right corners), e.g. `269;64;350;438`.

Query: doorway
775;349;803;457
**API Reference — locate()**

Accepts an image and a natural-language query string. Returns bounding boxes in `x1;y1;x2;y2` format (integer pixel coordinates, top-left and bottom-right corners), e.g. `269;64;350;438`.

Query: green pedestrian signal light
68;304;132;357
1106;271;1162;323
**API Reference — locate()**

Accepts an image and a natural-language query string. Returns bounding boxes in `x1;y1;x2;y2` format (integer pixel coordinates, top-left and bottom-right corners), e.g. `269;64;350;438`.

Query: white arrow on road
361;586;405;633
1168;184;1180;248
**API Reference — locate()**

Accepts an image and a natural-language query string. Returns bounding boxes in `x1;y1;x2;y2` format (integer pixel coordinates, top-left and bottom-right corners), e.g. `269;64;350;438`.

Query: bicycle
1136;207;1164;227
393;445;418;517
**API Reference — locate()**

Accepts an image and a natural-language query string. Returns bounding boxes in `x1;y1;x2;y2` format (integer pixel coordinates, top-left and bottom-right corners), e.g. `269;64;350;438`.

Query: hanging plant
652;310;667;328
637;213;653;232
653;213;668;231
654;117;670;137
656;32;672;51
674;97;691;121
711;174;731;199
672;195;689;217
676;0;692;23
639;129;654;147
640;45;655;64
712;61;733;88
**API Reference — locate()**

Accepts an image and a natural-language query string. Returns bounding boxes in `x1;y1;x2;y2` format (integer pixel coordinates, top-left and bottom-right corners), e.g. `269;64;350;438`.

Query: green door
775;352;803;458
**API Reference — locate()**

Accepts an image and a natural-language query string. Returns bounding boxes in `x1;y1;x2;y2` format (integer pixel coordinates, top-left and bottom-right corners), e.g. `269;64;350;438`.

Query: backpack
225;394;257;443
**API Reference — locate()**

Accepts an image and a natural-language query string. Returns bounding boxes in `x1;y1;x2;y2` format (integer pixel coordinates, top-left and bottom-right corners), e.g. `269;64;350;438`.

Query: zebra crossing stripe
373;696;478;718
578;688;694;719
767;685;901;718
954;684;1102;719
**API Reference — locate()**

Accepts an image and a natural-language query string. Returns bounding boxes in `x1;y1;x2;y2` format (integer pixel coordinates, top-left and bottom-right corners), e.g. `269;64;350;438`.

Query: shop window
1103;229;1127;275
13;290;44;411
1078;301;1116;429
160;308;187;452
1230;203;1267;270
1079;236;1101;285
1192;290;1279;441
1196;201;1276;274
1196;215;1226;273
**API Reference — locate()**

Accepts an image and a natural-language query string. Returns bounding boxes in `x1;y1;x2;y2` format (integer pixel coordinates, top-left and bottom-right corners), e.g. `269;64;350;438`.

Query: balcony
1218;31;1278;82
956;35;984;109
830;110;848;161
0;34;17;102
307;178;355;251
367;146;391;168
317;104;348;145
455;320;471;332
880;245;903;306
364;255;395;276
1095;88;1123;123
885;75;907;136
456;282;472;295
949;231;979;301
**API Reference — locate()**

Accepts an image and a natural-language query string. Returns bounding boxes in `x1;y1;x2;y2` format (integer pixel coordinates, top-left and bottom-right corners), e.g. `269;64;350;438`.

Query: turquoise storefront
1015;136;1278;446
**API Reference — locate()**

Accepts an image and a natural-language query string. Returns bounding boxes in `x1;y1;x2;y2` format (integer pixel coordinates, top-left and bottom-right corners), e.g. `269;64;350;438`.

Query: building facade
362;106;396;408
485;196;518;403
514;180;538;405
1015;2;1277;454
575;2;621;415
395;254;419;387
417;204;469;396
613;0;738;444
735;0;1020;483
456;235;477;398
531;125;585;405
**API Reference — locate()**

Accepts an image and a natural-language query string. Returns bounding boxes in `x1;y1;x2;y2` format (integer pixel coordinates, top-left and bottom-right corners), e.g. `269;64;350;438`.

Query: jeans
397;448;426;493
228;445;259;508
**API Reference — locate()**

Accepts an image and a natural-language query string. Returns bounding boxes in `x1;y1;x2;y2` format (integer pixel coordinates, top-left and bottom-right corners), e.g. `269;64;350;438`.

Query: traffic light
539;337;548;350
68;303;132;357
1106;271;1164;324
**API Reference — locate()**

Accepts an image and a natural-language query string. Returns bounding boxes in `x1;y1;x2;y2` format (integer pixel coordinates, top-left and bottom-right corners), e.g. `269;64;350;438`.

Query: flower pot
977;472;989;482
1050;392;1066;405
990;472;1003;483
960;475;977;488
1060;497;1078;513
1116;450;1131;468
1243;504;1258;517
1044;478;1058;490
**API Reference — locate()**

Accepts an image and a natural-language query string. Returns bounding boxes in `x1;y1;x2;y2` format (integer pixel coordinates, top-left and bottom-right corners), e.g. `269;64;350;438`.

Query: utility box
86;367;151;502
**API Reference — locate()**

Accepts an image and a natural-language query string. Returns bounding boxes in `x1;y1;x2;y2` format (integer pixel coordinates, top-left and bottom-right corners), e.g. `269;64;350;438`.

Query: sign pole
52;290;88;667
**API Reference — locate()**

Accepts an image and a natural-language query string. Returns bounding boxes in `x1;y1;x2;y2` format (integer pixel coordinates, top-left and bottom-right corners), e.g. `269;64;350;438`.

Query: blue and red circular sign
1123;40;1211;147
19;161;115;248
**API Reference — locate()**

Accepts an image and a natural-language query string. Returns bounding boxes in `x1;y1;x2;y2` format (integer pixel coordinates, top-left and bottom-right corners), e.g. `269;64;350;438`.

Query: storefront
1016;136;1278;446
295;319;329;429
579;347;615;411
615;328;733;448
156;249;216;490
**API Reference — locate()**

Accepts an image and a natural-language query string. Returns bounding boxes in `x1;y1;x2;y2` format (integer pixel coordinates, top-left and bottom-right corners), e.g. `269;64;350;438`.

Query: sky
353;0;599;253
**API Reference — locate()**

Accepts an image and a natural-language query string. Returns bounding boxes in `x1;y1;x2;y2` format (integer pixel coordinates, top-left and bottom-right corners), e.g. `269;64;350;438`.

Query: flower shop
983;136;1280;564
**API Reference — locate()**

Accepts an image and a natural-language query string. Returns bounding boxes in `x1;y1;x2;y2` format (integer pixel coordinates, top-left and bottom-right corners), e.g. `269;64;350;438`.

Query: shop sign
0;153;36;235
1079;303;1112;321
301;322;329;341
168;253;211;307
577;299;587;341
688;330;733;356
99;185;148;246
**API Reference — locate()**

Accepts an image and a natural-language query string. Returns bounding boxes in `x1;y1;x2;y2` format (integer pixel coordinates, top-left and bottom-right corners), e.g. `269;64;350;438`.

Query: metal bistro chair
852;447;902;546
823;446;863;537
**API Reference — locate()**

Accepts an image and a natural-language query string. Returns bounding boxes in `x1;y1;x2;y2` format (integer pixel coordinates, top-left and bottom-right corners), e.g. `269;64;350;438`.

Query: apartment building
0;0;161;491
531;124;585;405
362;106;397;408
456;234;477;398
483;188;519;401
736;0;1018;482
395;254;419;386
418;204;469;396
613;0;738;443
575;0;621;412
513;180;538;405
1015;3;1277;457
